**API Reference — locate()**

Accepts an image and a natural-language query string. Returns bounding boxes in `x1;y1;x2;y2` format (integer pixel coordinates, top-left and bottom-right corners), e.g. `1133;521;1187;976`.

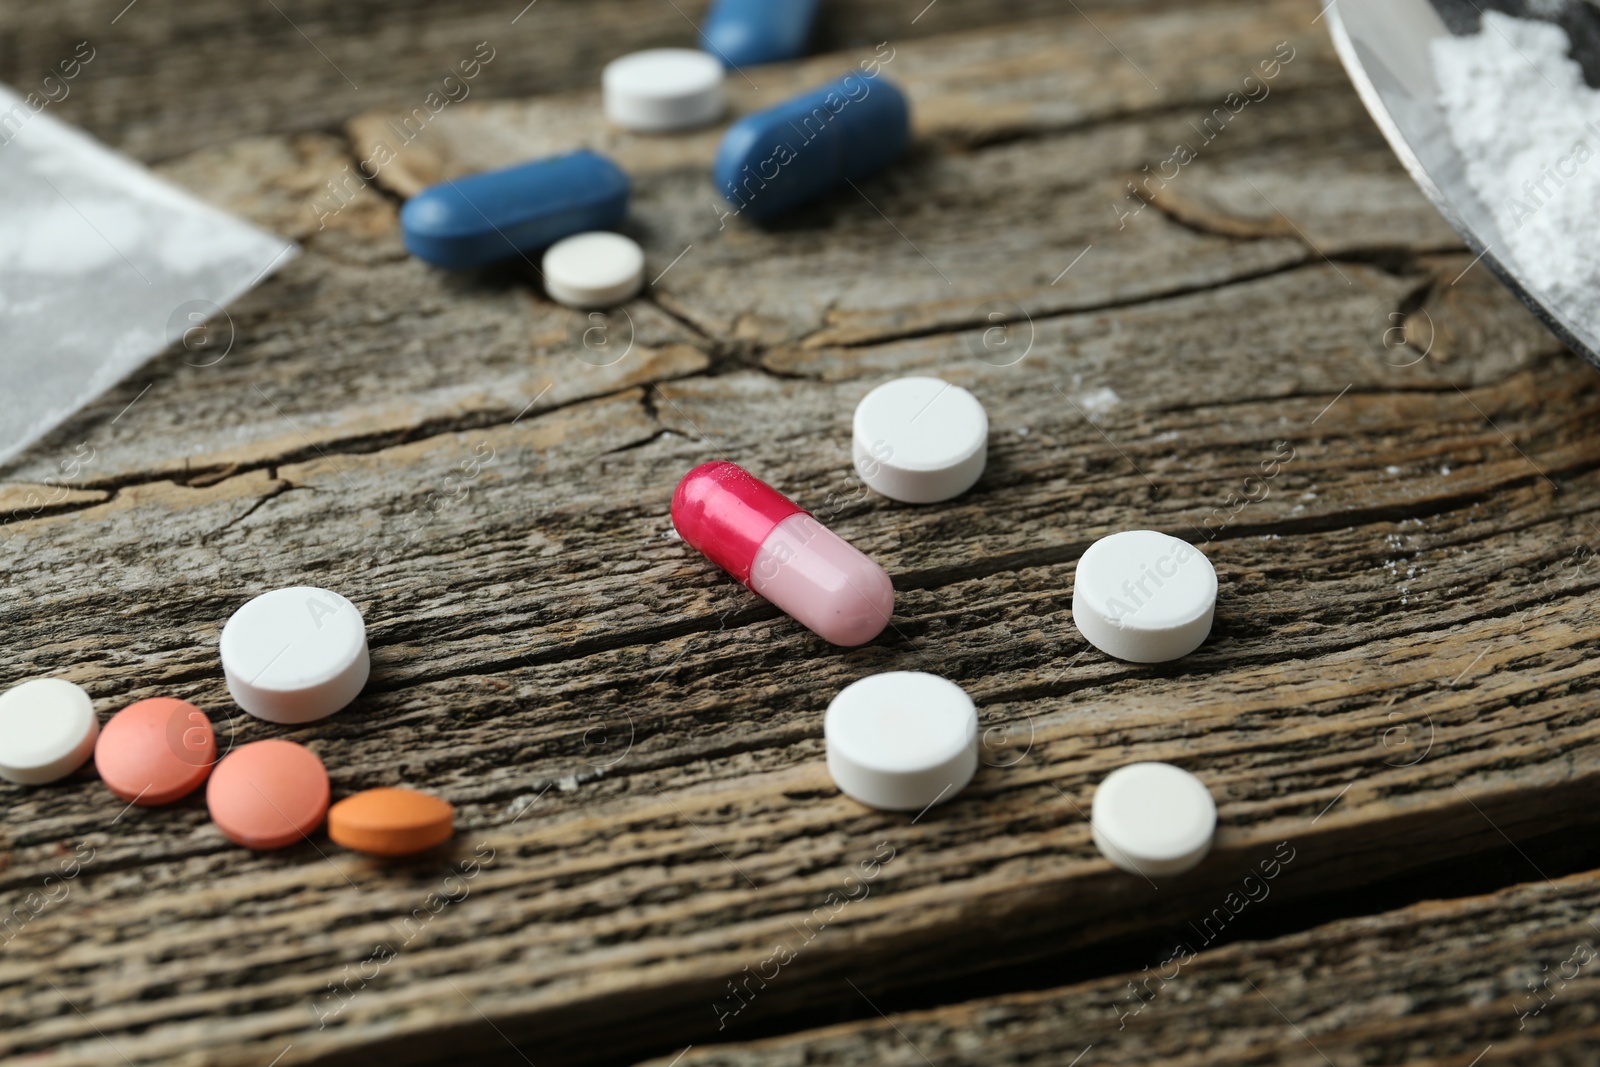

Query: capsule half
671;461;894;646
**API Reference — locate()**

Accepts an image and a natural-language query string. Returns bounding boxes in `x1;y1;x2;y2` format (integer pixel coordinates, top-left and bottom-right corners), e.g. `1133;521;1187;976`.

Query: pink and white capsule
671;461;894;646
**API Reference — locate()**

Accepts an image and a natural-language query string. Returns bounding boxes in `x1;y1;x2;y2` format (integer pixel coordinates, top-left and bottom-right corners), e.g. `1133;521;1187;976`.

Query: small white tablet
0;678;99;785
853;376;988;504
603;48;725;132
1092;761;1216;877
542;231;645;309
1072;530;1216;662
825;671;978;812
220;586;370;724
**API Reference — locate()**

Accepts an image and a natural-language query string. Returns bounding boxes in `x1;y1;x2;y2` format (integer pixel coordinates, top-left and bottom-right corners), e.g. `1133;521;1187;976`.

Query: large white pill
603;48;725;132
542;231;645;309
853;376;987;504
0;678;98;785
825;671;978;812
220;586;369;724
1092;761;1217;876
1072;530;1216;663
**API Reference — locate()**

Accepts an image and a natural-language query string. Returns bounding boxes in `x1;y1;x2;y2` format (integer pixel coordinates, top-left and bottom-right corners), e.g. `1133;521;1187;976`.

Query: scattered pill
853;376;987;504
825;671;978;812
95;697;215;805
714;70;909;221
541;231;645;308
1072;530;1216;663
0;678;98;785
220;586;370;724
401;149;629;269
207;739;330;850
328;787;455;856
603;48;725;132
672;461;894;646
701;0;820;68
1091;762;1217;877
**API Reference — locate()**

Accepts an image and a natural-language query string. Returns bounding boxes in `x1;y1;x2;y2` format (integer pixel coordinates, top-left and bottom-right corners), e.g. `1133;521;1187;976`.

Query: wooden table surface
6;1;1600;1064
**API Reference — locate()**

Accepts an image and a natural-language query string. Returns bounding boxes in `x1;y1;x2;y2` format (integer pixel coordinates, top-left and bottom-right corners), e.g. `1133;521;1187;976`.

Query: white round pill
0;678;98;785
853;377;988;504
542;231;645;309
1092;762;1217;876
1072;530;1217;663
825;671;978;812
220;587;370;724
603;48;725;132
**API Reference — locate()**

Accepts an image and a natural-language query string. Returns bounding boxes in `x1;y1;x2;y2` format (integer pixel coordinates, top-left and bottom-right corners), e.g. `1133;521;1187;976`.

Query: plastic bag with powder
0;84;296;468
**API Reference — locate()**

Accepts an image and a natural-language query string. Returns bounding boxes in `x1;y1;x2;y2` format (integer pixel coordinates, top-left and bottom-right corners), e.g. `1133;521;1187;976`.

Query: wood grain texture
639;867;1600;1066
0;0;1216;165
4;1;1600;1066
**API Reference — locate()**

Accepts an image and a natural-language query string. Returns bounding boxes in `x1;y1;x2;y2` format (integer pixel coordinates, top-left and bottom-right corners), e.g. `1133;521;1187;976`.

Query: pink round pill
207;739;329;850
95;697;216;805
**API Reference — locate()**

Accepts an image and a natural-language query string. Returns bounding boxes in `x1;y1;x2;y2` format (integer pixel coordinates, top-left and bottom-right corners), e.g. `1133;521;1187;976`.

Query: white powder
1432;11;1600;325
1073;386;1121;416
0;85;295;466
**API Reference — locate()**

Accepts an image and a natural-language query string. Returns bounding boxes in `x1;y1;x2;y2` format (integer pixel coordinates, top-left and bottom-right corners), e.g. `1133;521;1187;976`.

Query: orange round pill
206;739;329;850
95;697;216;805
328;787;454;856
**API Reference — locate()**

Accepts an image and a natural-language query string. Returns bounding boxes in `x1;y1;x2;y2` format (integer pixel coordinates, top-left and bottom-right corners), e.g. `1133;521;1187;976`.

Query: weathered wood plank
637;867;1600;1066
0;0;1190;165
0;129;709;495
6;3;1600;1066
348;0;1346;197
3;3;1452;495
349;0;1409;348
6;245;1600;1065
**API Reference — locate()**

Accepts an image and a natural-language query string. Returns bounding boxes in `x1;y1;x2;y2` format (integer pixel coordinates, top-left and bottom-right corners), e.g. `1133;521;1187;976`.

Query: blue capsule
713;71;910;223
400;149;629;269
700;0;819;68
